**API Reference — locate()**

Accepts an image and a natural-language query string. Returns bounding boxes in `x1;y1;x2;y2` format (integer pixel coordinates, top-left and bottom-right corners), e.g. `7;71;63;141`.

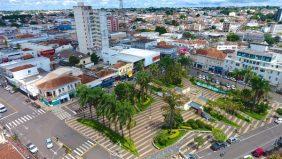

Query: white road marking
5;124;11;130
26;115;32;120
12;121;17;126
241;124;278;141
0;112;18;120
20;117;26;122
23;115;30;121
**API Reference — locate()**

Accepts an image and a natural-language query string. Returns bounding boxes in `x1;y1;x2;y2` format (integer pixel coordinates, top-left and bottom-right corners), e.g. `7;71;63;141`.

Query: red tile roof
9;64;34;72
0;143;25;159
78;74;97;84
196;48;227;60
37;75;80;90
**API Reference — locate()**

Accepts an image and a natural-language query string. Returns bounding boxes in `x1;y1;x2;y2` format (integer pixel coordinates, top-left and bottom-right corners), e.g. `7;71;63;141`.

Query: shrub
154;129;186;149
184;119;212;131
276;108;282;116
212;128;227;142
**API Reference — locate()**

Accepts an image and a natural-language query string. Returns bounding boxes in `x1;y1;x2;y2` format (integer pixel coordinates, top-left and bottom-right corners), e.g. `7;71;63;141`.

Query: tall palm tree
105;95;119;131
149;63;159;77
178;55;193;70
123;101;136;138
162;90;182;133
88;87;104;120
242;68;255;88
136;71;151;102
117;101;128;136
76;85;91;118
250;76;271;106
96;93;115;125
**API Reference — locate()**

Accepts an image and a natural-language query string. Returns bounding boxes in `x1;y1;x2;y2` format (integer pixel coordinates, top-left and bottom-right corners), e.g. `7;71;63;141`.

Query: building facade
74;2;109;55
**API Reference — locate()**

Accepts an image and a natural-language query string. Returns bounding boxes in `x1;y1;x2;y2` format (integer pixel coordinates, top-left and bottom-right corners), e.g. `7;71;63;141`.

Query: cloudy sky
0;0;281;10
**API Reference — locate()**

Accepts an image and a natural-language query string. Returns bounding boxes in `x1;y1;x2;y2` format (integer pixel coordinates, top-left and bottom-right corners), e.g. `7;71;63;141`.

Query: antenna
119;0;123;9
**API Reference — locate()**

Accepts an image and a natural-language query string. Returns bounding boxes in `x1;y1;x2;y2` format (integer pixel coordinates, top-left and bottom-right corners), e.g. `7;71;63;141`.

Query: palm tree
76;85;91;118
136;71;151;102
250;76;270;106
162;90;182;133
149;63;159;77
123;101;136;138
97;93;115;125
116;101;128;136
105;95;118;131
242;68;255;88
178;55;193;70
88;87;104;120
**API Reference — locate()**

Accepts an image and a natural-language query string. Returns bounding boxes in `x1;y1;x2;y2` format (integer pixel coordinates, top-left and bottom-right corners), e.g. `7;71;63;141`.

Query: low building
153;42;178;58
57;50;92;66
37;75;81;106
191;48;227;74
113;61;133;77
122;38;157;50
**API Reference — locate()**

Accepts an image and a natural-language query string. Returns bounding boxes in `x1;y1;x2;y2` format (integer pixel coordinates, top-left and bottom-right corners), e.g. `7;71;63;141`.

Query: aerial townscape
0;0;282;159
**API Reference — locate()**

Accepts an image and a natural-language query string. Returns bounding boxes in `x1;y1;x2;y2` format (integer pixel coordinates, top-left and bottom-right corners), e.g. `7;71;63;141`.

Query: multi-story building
73;2;109;55
276;8;282;22
224;43;282;86
222;22;230;32
107;16;119;32
269;23;282;35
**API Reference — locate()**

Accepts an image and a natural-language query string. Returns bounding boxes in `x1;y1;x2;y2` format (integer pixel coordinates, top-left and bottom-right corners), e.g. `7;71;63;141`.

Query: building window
28;70;31;74
58;89;61;94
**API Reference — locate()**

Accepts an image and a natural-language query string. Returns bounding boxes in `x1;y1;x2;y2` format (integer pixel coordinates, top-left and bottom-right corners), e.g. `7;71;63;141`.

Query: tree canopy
227;33;240;42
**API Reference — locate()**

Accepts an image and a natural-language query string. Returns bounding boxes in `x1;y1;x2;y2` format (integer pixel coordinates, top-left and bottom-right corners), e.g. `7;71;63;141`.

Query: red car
252;147;264;157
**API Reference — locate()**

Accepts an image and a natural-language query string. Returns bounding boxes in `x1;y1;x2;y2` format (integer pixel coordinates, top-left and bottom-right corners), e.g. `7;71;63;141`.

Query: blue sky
0;0;281;10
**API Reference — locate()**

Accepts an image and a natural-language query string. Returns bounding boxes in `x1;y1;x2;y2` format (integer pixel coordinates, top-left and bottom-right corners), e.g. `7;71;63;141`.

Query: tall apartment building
276;8;282;22
107;16;119;32
73;2;109;55
222;22;230;32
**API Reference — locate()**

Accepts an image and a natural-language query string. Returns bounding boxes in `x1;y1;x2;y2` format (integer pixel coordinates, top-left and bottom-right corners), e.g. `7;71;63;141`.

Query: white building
224;43;282;86
73;2;109;55
269;24;282;35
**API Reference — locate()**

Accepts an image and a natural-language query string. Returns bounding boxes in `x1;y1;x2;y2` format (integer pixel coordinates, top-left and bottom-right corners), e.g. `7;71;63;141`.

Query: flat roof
115;53;143;63
238;49;273;57
120;48;160;59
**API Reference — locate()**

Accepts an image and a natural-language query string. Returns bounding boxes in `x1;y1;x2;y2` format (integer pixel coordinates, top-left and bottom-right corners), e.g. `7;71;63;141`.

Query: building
269;24;282;35
107;16;119;32
236;31;265;42
192;48;227;74
57;50;92;66
153;42;178;58
222;22;230;32
0;36;8;49
224;43;282;86
276;8;282;22
113;61;133;77
37;75;81;106
73;2;109;55
122;38;157;50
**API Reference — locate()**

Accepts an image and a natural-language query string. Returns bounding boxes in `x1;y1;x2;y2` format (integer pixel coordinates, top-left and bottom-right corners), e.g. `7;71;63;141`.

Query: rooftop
37;75;80;91
113;61;128;69
57;49;89;59
9;64;35;72
78;74;97;84
0;143;25;159
120;48;160;58
238;49;273;57
196;48;227;60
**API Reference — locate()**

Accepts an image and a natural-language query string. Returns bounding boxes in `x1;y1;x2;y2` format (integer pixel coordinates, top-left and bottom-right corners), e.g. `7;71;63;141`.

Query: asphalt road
196;122;282;159
0;86;89;159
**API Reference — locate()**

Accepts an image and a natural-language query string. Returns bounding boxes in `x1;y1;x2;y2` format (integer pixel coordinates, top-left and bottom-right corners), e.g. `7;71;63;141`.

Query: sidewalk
34;98;79;112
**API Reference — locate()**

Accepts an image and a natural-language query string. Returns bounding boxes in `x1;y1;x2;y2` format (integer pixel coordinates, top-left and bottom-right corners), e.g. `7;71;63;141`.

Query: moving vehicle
274;118;282;124
26;143;38;154
0;103;7;113
252;147;264;157
227;136;240;144
210;142;227;151
45;138;53;149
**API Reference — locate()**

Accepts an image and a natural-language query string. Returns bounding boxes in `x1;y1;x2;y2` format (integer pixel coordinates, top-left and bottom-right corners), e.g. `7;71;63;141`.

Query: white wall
11;66;38;80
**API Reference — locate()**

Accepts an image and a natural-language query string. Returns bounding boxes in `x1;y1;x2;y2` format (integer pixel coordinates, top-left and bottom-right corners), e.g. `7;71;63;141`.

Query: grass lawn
137;96;154;112
77;118;139;156
234;112;252;123
154;129;186;149
204;107;240;128
241;110;268;120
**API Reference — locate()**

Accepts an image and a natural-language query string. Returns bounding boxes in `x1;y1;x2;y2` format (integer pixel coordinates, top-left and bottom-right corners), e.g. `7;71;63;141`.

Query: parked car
185;153;198;159
0;103;7;113
227;136;240;144
31;102;41;109
252;147;264;157
215;80;220;85
274;118;282;124
243;155;254;159
230;77;237;82
45;138;53;149
26;143;38;154
210;142;227;151
9;89;15;94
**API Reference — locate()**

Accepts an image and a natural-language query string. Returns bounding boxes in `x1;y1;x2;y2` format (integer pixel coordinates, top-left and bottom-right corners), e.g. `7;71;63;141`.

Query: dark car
185;153;198;159
201;112;212;121
210;142;227;151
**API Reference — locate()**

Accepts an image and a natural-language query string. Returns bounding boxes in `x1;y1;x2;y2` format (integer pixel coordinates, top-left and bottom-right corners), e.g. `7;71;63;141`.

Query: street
0;86;110;159
196;122;282;159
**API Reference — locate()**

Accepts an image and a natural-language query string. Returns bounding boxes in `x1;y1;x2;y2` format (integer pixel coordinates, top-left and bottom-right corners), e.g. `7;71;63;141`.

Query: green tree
97;93;116;125
264;33;276;46
136;71;151;102
90;53;100;64
182;32;195;40
162;91;183;133
69;56;80;66
180;14;186;20
88;87;104;120
178;55;193;70
227;33;240;42
212;128;227;142
155;26;167;35
114;82;135;103
220;19;224;23
171;20;179;26
194;136;205;149
76;85;91;118
250;76;270;106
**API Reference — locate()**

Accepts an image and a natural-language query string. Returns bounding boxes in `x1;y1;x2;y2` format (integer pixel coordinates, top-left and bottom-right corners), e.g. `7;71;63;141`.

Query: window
28;70;31;74
62;88;64;92
58;89;61;94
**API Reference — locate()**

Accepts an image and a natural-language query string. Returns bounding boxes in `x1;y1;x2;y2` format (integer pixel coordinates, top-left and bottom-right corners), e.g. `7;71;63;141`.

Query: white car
0;104;7;113
274;118;282;124
45;138;53;149
243;155;254;159
27;143;38;154
231;85;236;90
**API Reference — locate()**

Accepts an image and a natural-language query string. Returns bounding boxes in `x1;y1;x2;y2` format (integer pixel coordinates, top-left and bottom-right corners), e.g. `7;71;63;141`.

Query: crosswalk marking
52;107;72;120
12;121;17;126
74;149;82;156
14;119;21;125
5;124;10;130
21;117;27;122
26;115;32;120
